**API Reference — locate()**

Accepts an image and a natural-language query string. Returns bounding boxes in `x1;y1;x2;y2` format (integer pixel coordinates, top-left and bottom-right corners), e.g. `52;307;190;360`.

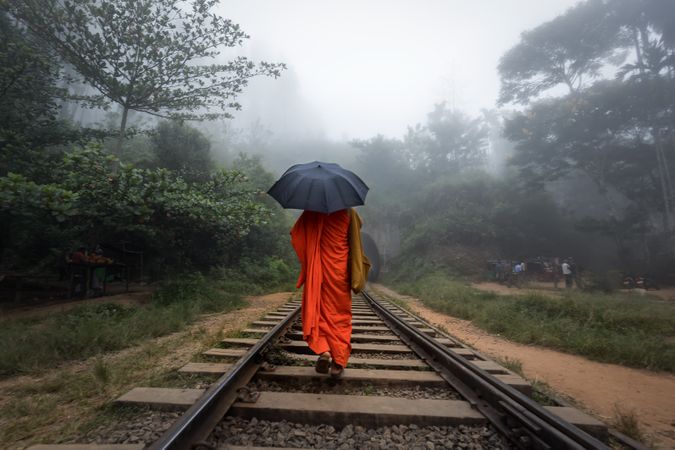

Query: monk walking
291;208;369;378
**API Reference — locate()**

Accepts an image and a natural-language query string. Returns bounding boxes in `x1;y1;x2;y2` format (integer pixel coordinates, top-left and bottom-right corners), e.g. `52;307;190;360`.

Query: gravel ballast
210;416;514;449
80;410;182;446
350;351;418;360
248;379;462;400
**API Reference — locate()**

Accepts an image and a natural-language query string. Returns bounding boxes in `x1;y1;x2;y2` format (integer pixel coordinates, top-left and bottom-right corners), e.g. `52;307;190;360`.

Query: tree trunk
116;105;129;159
587;162;629;265
632;27;645;78
654;132;675;257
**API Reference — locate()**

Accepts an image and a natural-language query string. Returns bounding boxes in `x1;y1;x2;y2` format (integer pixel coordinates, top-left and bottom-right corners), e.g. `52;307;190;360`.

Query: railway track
30;289;647;450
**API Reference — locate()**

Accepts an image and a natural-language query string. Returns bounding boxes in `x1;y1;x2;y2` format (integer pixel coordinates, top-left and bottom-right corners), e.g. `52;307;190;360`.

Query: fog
4;0;674;279
218;0;579;140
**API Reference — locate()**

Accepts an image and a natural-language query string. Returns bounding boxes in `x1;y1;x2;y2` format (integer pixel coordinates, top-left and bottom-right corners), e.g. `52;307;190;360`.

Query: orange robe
290;209;352;367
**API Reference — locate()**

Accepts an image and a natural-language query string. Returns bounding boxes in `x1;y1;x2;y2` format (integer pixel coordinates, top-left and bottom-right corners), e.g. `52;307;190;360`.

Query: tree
0;12;61;139
500;0;675;264
0;9;112;180
231;152;275;192
610;0;675;81
497;0;622;105
151;121;213;182
352;135;411;199
405;103;488;176
7;0;285;154
0;145;269;271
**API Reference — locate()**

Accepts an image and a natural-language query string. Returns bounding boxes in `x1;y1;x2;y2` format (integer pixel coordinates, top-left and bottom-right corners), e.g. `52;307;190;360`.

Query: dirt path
371;284;675;449
0;288;154;321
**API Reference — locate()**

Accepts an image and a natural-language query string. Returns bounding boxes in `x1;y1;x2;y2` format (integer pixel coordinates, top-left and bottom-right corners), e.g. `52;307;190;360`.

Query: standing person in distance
562;259;573;289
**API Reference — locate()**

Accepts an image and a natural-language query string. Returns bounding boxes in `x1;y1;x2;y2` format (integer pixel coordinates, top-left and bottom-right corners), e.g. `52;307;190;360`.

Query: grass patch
493;356;524;376
611;405;653;447
0;268;293;378
0;331;196;447
529;379;562;406
389;273;675;372
0;286;292;448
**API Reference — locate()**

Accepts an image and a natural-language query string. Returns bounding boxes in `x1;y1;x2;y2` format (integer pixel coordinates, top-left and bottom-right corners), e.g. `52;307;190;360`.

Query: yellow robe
348;208;371;293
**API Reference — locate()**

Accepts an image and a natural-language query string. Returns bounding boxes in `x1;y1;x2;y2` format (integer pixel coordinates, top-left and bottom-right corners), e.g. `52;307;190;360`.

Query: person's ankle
330;362;344;378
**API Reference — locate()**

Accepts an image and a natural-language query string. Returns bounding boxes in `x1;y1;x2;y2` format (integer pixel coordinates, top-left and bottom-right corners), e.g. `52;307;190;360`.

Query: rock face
210;416;514;449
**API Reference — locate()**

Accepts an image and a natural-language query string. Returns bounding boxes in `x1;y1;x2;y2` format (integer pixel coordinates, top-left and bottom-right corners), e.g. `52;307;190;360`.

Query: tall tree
500;0;675;263
353;135;411;198
405;103;488;176
0;10;108;179
151;121;213;182
498;0;622;105
7;0;285;155
0;12;60;138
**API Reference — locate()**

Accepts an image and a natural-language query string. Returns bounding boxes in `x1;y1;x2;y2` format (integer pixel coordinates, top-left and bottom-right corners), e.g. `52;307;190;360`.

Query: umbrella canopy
267;161;369;214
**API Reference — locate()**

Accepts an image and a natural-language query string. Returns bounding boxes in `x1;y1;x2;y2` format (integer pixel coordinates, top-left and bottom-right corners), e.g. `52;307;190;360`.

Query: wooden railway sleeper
191;441;216;450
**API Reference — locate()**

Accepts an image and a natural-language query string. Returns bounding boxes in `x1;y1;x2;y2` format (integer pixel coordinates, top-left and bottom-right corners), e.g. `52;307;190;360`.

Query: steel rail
148;303;301;450
362;289;610;450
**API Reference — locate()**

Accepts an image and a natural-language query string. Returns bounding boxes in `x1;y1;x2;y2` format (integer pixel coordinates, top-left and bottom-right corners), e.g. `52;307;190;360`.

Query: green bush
1;145;269;272
216;256;296;295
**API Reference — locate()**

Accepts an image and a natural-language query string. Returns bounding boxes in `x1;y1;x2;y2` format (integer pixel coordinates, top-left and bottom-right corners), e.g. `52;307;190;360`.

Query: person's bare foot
315;352;331;374
330;361;344;378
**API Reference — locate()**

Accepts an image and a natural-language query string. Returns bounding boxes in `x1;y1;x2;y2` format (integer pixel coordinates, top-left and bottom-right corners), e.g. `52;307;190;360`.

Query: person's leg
317;277;352;374
315;350;331;374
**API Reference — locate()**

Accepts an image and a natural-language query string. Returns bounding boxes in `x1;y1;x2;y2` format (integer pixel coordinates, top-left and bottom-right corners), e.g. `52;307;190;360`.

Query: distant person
291;208;370;378
511;262;523;288
68;247;88;296
562;260;573;288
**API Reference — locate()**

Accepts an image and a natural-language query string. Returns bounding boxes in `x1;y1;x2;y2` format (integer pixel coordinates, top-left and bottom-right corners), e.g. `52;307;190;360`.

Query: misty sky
217;0;580;140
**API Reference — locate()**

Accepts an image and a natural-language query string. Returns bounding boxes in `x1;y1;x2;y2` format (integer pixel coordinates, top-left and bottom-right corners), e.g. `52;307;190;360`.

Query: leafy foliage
229;153;298;270
499;0;675;267
0;146;268;271
151;121;214;182
0;12;62;137
7;0;285;152
498;0;622;104
0;10;111;179
383;174;582;279
404;103;488;176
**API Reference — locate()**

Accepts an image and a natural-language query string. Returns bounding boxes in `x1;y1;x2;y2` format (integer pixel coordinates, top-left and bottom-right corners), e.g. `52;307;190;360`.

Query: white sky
216;0;581;140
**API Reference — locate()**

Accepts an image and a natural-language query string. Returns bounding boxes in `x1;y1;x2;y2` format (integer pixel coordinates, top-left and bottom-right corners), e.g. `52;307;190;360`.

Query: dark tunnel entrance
361;232;381;282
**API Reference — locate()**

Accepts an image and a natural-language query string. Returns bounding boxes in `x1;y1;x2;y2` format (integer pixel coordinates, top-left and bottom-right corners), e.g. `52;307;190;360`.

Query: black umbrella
267;161;369;214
